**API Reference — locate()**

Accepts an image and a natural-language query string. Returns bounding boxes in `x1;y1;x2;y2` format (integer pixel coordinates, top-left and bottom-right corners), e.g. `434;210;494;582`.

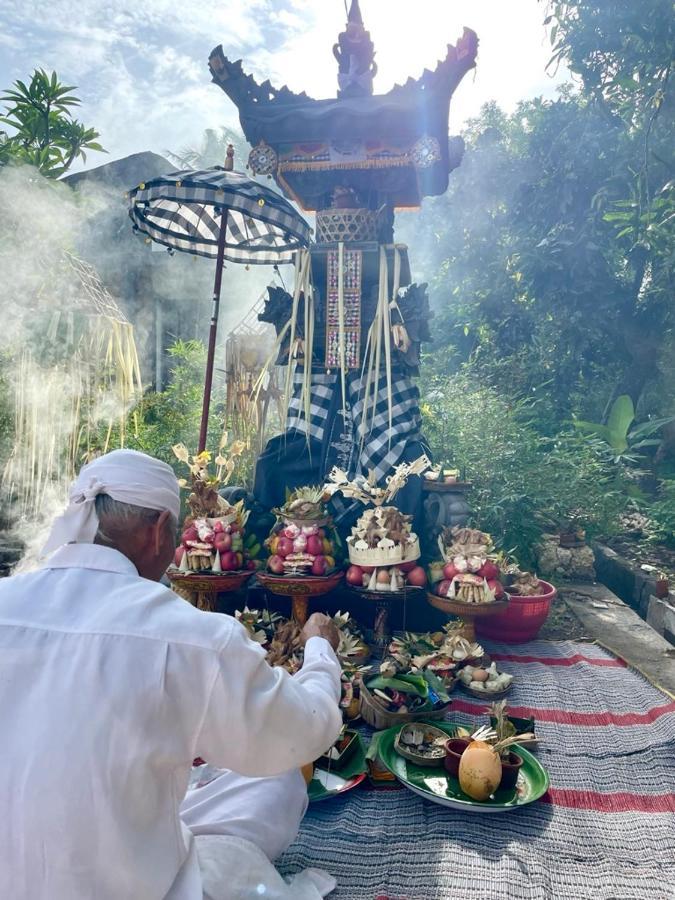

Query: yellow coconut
458;740;502;801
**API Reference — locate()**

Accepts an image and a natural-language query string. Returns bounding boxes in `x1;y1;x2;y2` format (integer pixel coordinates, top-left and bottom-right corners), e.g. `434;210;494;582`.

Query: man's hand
301;613;340;652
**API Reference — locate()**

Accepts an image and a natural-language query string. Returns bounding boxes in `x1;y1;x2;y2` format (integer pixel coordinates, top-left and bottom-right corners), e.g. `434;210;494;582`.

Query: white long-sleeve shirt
0;543;342;899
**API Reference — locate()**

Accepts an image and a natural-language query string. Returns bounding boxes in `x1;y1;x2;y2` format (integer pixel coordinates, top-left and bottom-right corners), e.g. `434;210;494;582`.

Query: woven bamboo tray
360;680;451;730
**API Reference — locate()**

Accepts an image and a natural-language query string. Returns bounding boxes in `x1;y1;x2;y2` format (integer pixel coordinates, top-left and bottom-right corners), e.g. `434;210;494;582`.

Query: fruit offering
265;486;339;576
346;560;427;593
172;442;258;574
432;526;506;603
175;501;255;573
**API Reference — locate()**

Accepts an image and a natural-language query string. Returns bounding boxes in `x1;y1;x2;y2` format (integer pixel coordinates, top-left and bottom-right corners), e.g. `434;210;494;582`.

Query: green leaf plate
377;721;549;813
308;733;368;803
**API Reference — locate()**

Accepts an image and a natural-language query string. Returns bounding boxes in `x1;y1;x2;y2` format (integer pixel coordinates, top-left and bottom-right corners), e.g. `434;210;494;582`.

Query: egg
458;740;503;801
471;668;489;683
376;569;391;585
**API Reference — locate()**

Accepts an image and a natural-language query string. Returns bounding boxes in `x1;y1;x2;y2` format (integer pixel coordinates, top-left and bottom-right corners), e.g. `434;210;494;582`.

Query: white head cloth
42;449;180;555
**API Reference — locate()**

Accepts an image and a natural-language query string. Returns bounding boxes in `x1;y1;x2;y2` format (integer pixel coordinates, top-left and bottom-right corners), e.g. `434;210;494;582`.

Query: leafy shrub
648;481;675;548
90;340;255;487
420;370;627;565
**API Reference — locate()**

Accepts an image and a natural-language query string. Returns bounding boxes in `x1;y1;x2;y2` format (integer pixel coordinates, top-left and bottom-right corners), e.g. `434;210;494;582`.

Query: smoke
0;161;278;573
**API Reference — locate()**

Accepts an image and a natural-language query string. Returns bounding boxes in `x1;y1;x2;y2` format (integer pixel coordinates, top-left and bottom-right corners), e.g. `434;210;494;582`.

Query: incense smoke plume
0;163;273;572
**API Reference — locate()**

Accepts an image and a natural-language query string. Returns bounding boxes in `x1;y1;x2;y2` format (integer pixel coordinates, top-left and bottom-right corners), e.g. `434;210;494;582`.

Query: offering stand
256;571;344;625
427;592;509;643
167;570;253;613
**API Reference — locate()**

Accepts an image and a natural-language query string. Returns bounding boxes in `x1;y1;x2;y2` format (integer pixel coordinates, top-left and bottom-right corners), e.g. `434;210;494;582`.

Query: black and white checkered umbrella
128;167;310;264
128;165;311;451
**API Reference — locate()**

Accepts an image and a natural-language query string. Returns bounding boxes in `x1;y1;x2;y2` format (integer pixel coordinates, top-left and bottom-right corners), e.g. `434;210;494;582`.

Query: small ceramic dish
394;722;449;768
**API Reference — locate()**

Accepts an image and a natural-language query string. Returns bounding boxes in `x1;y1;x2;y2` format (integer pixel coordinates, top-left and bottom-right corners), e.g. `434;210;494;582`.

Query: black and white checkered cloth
286;369;423;485
128;168;310;264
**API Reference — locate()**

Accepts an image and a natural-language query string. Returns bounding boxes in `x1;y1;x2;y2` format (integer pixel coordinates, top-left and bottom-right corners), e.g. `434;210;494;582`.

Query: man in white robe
0;450;343;899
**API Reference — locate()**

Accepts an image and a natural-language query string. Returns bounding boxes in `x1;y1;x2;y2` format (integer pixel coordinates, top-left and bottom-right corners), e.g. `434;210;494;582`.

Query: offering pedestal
427;592;509;642
167;570;253;612
256;571;344;624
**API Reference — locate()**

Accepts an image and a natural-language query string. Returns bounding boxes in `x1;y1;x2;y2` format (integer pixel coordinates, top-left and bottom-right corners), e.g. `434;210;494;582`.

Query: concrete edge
561;581;675;699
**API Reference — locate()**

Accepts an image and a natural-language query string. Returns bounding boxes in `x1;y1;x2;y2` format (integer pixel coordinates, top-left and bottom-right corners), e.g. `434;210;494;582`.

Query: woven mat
278;640;675;900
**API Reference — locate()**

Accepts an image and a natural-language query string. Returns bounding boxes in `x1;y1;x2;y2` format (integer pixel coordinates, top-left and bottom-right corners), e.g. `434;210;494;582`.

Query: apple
277;537;294;558
213;520;224;534
312;555;328;576
214;532;232;552
268;554;285;575
220;551;238;572
361;565;375;574
306;535;323;556
398;560;417;573
182;525;198;543
246;559;257;571
479;561;500;580
174;547;185;567
346;564;364;586
443;562;460;580
436;579;453;597
406;566;427;587
487;578;505;598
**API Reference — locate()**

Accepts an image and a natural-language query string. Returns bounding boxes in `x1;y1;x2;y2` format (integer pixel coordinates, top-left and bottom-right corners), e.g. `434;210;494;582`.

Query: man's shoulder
100;576;242;653
0;564;241;655
140;581;240;652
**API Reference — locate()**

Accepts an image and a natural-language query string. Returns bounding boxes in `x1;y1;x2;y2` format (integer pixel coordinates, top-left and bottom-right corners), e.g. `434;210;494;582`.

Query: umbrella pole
198;208;229;453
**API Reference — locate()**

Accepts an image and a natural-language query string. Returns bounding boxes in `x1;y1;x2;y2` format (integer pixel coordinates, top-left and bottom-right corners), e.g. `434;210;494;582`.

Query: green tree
544;0;674;407
0;69;105;177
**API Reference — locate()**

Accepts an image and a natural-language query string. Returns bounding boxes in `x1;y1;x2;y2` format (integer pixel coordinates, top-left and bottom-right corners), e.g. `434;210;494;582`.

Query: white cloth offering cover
181;768;335;899
0;542;342;898
197;836;335;900
42;448;181;555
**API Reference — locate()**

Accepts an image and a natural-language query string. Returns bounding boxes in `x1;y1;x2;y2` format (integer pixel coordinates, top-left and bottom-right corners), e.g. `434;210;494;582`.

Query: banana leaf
366;673;429;697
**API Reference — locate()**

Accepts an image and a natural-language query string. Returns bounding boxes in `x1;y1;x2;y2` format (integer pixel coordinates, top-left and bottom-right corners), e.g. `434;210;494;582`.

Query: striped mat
278;640;675;900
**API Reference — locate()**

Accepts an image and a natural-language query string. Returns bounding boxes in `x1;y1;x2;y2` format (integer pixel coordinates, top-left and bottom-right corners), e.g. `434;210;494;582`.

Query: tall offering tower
209;1;478;529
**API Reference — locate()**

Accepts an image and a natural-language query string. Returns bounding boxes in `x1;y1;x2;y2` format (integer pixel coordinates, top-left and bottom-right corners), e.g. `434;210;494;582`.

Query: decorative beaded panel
325;248;362;369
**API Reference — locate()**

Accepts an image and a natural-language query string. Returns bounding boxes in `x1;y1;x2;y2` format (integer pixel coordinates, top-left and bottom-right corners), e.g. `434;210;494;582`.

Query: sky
0;0;570;172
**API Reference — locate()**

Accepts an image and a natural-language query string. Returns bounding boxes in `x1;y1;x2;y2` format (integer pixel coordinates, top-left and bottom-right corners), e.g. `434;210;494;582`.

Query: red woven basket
476;580;557;643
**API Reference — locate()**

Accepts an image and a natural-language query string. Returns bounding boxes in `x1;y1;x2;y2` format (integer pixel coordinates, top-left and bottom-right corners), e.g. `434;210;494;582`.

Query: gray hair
94;494;176;547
